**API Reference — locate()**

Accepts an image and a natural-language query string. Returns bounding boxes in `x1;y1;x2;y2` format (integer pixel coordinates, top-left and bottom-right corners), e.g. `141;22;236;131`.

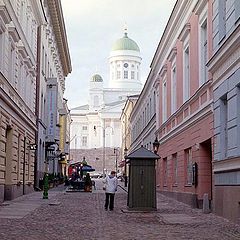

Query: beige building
0;0;45;201
0;0;71;201
120;95;139;176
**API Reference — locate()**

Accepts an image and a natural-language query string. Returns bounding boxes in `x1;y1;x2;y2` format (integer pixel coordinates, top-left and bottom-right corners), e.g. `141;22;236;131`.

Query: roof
111;32;140;52
125;146;160;160
91;74;103;82
71;104;89;110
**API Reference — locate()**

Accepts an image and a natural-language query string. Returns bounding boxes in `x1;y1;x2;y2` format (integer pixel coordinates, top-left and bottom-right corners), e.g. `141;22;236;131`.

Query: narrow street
0;180;239;240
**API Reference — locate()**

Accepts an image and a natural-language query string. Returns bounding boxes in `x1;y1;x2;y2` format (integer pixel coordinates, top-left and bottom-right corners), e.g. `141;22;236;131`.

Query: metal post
115;150;117;174
43;159;49;199
124;147;128;187
103;120;106;178
43;144;50;199
23;137;26;195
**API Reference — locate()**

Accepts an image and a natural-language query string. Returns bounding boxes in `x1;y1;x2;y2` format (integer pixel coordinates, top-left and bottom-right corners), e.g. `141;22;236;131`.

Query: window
9;43;15;84
220;94;228;158
185;148;192;185
131;71;134;79
93;95;99;107
219;0;226;41
183;46;190;102
82;136;87;147
171;65;177;113
162;80;167;122
200;19;208;85
124;71;128;79
163;157;167;186
117;71;120;79
172;153;178;184
235;0;240;22
0;31;4;72
82;126;87;131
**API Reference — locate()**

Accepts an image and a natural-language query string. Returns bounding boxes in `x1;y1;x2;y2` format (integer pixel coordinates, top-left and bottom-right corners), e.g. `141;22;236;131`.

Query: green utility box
125;146;160;211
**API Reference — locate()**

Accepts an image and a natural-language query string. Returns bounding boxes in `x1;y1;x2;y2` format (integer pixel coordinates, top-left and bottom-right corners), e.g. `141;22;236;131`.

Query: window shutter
218;0;226;42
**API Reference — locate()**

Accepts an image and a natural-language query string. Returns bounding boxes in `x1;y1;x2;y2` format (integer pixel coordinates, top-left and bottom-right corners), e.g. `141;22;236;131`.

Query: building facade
130;0;214;208
70;30;142;175
155;0;214;209
0;0;45;201
208;0;240;223
35;0;71;188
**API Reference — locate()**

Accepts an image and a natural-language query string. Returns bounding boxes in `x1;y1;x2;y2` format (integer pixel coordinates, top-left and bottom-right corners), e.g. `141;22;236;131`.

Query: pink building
154;0;214;208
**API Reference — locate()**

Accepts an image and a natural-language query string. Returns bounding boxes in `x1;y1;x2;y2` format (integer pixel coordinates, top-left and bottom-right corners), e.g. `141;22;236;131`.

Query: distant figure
103;170;118;211
84;173;91;185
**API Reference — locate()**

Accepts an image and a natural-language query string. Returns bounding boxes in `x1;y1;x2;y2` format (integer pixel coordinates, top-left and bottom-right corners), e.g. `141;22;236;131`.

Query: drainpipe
23;137;26;195
34;25;42;189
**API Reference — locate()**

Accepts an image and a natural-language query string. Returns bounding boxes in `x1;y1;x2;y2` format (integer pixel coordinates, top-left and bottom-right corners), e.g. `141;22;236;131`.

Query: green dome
111;33;140;52
91;74;103;82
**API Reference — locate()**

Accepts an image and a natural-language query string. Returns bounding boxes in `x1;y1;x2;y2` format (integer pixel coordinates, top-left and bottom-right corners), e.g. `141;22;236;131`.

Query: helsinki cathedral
70;29;142;171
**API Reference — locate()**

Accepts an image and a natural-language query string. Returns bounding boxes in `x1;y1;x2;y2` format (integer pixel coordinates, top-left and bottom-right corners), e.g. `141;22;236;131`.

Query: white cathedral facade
70;30;142;172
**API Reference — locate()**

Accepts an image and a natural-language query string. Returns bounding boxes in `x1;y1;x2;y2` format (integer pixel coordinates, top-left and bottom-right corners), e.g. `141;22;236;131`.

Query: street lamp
113;148;120;174
94;120;113;178
43;143;60;199
124;147;128;187
153;137;160;154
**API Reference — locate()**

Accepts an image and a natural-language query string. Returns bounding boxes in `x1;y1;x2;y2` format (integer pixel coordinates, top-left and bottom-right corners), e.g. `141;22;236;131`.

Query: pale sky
61;0;176;109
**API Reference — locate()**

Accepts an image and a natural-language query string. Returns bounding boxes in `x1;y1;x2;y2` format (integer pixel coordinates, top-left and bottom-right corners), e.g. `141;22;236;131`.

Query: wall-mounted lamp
153;137;160;154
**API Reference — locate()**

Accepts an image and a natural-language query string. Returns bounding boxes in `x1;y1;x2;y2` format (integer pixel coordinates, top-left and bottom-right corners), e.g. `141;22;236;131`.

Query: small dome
111;32;140;52
91;74;103;82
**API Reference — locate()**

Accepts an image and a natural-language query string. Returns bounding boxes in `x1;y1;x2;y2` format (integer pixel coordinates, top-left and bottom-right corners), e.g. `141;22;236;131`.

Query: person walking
103;170;118;211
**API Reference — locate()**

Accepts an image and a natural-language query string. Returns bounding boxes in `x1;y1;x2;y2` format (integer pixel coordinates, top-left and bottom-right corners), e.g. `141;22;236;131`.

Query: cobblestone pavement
0;180;240;240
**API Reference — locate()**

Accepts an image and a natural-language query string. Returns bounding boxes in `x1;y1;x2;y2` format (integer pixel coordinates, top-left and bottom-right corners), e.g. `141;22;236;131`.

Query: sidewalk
0;180;239;240
0;184;65;219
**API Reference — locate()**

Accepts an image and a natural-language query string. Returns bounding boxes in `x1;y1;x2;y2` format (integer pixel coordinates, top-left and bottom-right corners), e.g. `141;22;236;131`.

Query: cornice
30;0;46;25
159;64;167;77
178;23;191;41
17;40;28;58
167;47;177;62
7;21;20;42
48;0;72;76
207;24;240;76
0;2;11;24
193;0;208;15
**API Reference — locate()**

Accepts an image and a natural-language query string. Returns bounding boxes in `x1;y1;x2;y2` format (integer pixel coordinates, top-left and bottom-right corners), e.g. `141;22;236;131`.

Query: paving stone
0;180;239;240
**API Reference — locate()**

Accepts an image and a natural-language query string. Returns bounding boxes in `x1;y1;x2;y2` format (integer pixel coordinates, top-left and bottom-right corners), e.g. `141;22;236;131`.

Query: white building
70;30;142;173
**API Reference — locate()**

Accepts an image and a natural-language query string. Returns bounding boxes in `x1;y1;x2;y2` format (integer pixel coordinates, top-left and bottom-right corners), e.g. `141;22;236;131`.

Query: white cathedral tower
70;29;142;173
108;28;142;90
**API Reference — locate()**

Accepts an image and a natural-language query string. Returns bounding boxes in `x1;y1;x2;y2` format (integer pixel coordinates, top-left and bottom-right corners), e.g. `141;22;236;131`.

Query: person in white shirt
103;170;118;211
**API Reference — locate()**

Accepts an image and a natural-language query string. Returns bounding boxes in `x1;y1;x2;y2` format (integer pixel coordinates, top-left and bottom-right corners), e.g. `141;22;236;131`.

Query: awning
82;166;95;172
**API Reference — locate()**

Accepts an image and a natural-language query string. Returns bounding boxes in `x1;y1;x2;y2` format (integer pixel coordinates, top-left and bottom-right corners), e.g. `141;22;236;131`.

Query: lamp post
43;143;59;199
153;137;160;154
124;147;128;187
94;120;113;178
113;148;120;174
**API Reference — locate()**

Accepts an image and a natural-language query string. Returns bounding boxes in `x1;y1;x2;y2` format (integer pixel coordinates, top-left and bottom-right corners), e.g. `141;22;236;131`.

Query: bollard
202;193;210;213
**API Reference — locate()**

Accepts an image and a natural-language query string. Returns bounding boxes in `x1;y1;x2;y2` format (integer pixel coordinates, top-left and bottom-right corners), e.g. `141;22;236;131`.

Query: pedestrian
103;170;118;211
